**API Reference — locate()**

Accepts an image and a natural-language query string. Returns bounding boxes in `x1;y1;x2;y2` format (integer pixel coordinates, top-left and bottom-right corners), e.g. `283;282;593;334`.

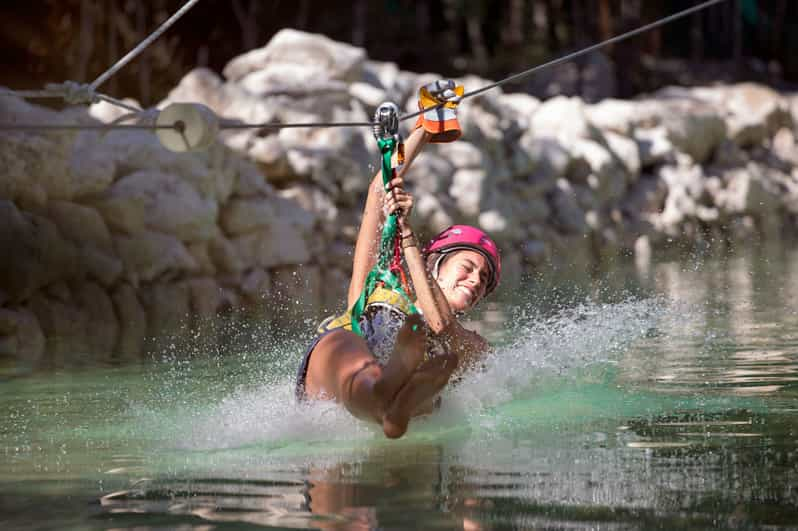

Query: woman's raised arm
346;126;432;308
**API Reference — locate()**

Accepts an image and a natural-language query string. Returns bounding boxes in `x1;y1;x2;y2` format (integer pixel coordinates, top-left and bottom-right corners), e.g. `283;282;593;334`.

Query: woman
295;82;502;439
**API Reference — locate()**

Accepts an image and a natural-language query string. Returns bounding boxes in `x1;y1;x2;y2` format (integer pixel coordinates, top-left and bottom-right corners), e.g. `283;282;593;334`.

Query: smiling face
434;249;491;312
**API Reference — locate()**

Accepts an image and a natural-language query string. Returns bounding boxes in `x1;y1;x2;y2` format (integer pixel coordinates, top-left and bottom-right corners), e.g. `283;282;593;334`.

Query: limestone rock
531;96;601;142
548;179;587;234
187;241;217;275
241;268;272;306
450;168;491;218
220;197;277;235
187;277;225;319
586;99;641;135
603;131;641;179
80;245;123;287
69;131;117;198
111;283;147;360
30;291;88;366
223;29;366;84
47;200;113;251
94;170;218;241
403;152;455;195
140;282;191;345
208;235;245;274
0;307;45;368
115;231;199;284
414;192;456;235
634;126;675;168
661;103;727;163
517;136;570;195
0;201;79;301
74;281;118;358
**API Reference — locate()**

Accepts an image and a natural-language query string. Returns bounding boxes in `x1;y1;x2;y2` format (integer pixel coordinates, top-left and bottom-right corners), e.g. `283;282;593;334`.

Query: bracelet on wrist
401;235;418;249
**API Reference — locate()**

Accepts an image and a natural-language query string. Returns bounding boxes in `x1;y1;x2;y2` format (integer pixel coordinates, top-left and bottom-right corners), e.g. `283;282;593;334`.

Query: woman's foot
382;353;458;439
373;313;426;409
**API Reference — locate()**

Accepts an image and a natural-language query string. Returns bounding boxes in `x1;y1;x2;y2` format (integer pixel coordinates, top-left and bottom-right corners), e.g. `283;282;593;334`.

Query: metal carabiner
372;101;400;141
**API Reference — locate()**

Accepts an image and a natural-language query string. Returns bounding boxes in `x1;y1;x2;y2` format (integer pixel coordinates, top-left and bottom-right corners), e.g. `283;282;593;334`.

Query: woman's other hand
383;175;414;230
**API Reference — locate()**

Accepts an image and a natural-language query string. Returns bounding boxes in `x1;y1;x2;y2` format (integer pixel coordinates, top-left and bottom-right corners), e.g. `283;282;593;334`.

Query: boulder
279;184;339;238
695;83;793;146
187;241;217;275
603;131;641;179
208;234;245;274
115;231;199;284
0;201;79;301
187;277;225;319
47;200;113;251
74;281;118;358
0;307;45;368
69;131;117;198
714;164;780;216
93;170;218;241
568;138;627;203
162;67;228;113
443;141;486;169
240;268;272;306
233;157;275;197
531;96;601;142
517;137;570;194
634;126;674;169
80;245;124;287
478;209;524;244
547;179;587;234
29;291;88;366
140;282;191;346
449;168;491;218
403;152;455;195
229;195;316;268
499;93;541;124
585;99;641;135
660;103;727;163
0;131;70;202
414;192;456;235
220;197;277;235
320;267;350;312
99;130;217;199
348;81;387;108
111;283;147;360
223;29;366;84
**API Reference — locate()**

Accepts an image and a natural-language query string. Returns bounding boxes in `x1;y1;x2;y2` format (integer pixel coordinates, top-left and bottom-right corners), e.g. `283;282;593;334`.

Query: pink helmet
422;225;502;295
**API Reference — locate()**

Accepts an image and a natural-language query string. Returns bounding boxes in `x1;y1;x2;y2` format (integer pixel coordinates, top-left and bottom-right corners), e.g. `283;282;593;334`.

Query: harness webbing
350;136;418;336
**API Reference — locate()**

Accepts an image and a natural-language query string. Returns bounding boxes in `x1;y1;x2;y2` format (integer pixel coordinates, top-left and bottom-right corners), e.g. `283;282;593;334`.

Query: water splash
142;293;697;455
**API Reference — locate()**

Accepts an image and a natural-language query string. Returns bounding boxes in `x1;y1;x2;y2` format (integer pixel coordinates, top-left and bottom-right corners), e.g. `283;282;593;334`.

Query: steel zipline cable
0;0;727;134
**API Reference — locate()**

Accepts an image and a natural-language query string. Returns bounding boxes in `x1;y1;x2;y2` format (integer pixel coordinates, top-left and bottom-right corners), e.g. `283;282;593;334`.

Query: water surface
2;246;798;530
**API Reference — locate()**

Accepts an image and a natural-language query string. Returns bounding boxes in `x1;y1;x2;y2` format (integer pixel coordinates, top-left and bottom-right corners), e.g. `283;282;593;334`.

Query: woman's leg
305;315;455;438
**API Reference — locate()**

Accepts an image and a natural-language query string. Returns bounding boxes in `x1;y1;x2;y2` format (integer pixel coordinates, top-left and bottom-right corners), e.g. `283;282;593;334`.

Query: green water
2;246;798;530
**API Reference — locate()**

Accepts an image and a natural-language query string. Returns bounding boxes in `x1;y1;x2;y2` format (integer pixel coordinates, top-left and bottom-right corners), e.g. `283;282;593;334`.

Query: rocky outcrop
2;29;797;369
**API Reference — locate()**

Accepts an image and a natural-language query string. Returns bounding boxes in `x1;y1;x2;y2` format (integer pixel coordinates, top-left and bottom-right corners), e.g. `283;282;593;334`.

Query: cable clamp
45;81;100;105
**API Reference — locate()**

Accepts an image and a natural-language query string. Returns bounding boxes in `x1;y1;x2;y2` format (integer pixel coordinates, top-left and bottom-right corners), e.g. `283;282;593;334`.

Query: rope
90;0;203;91
400;0;728;122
